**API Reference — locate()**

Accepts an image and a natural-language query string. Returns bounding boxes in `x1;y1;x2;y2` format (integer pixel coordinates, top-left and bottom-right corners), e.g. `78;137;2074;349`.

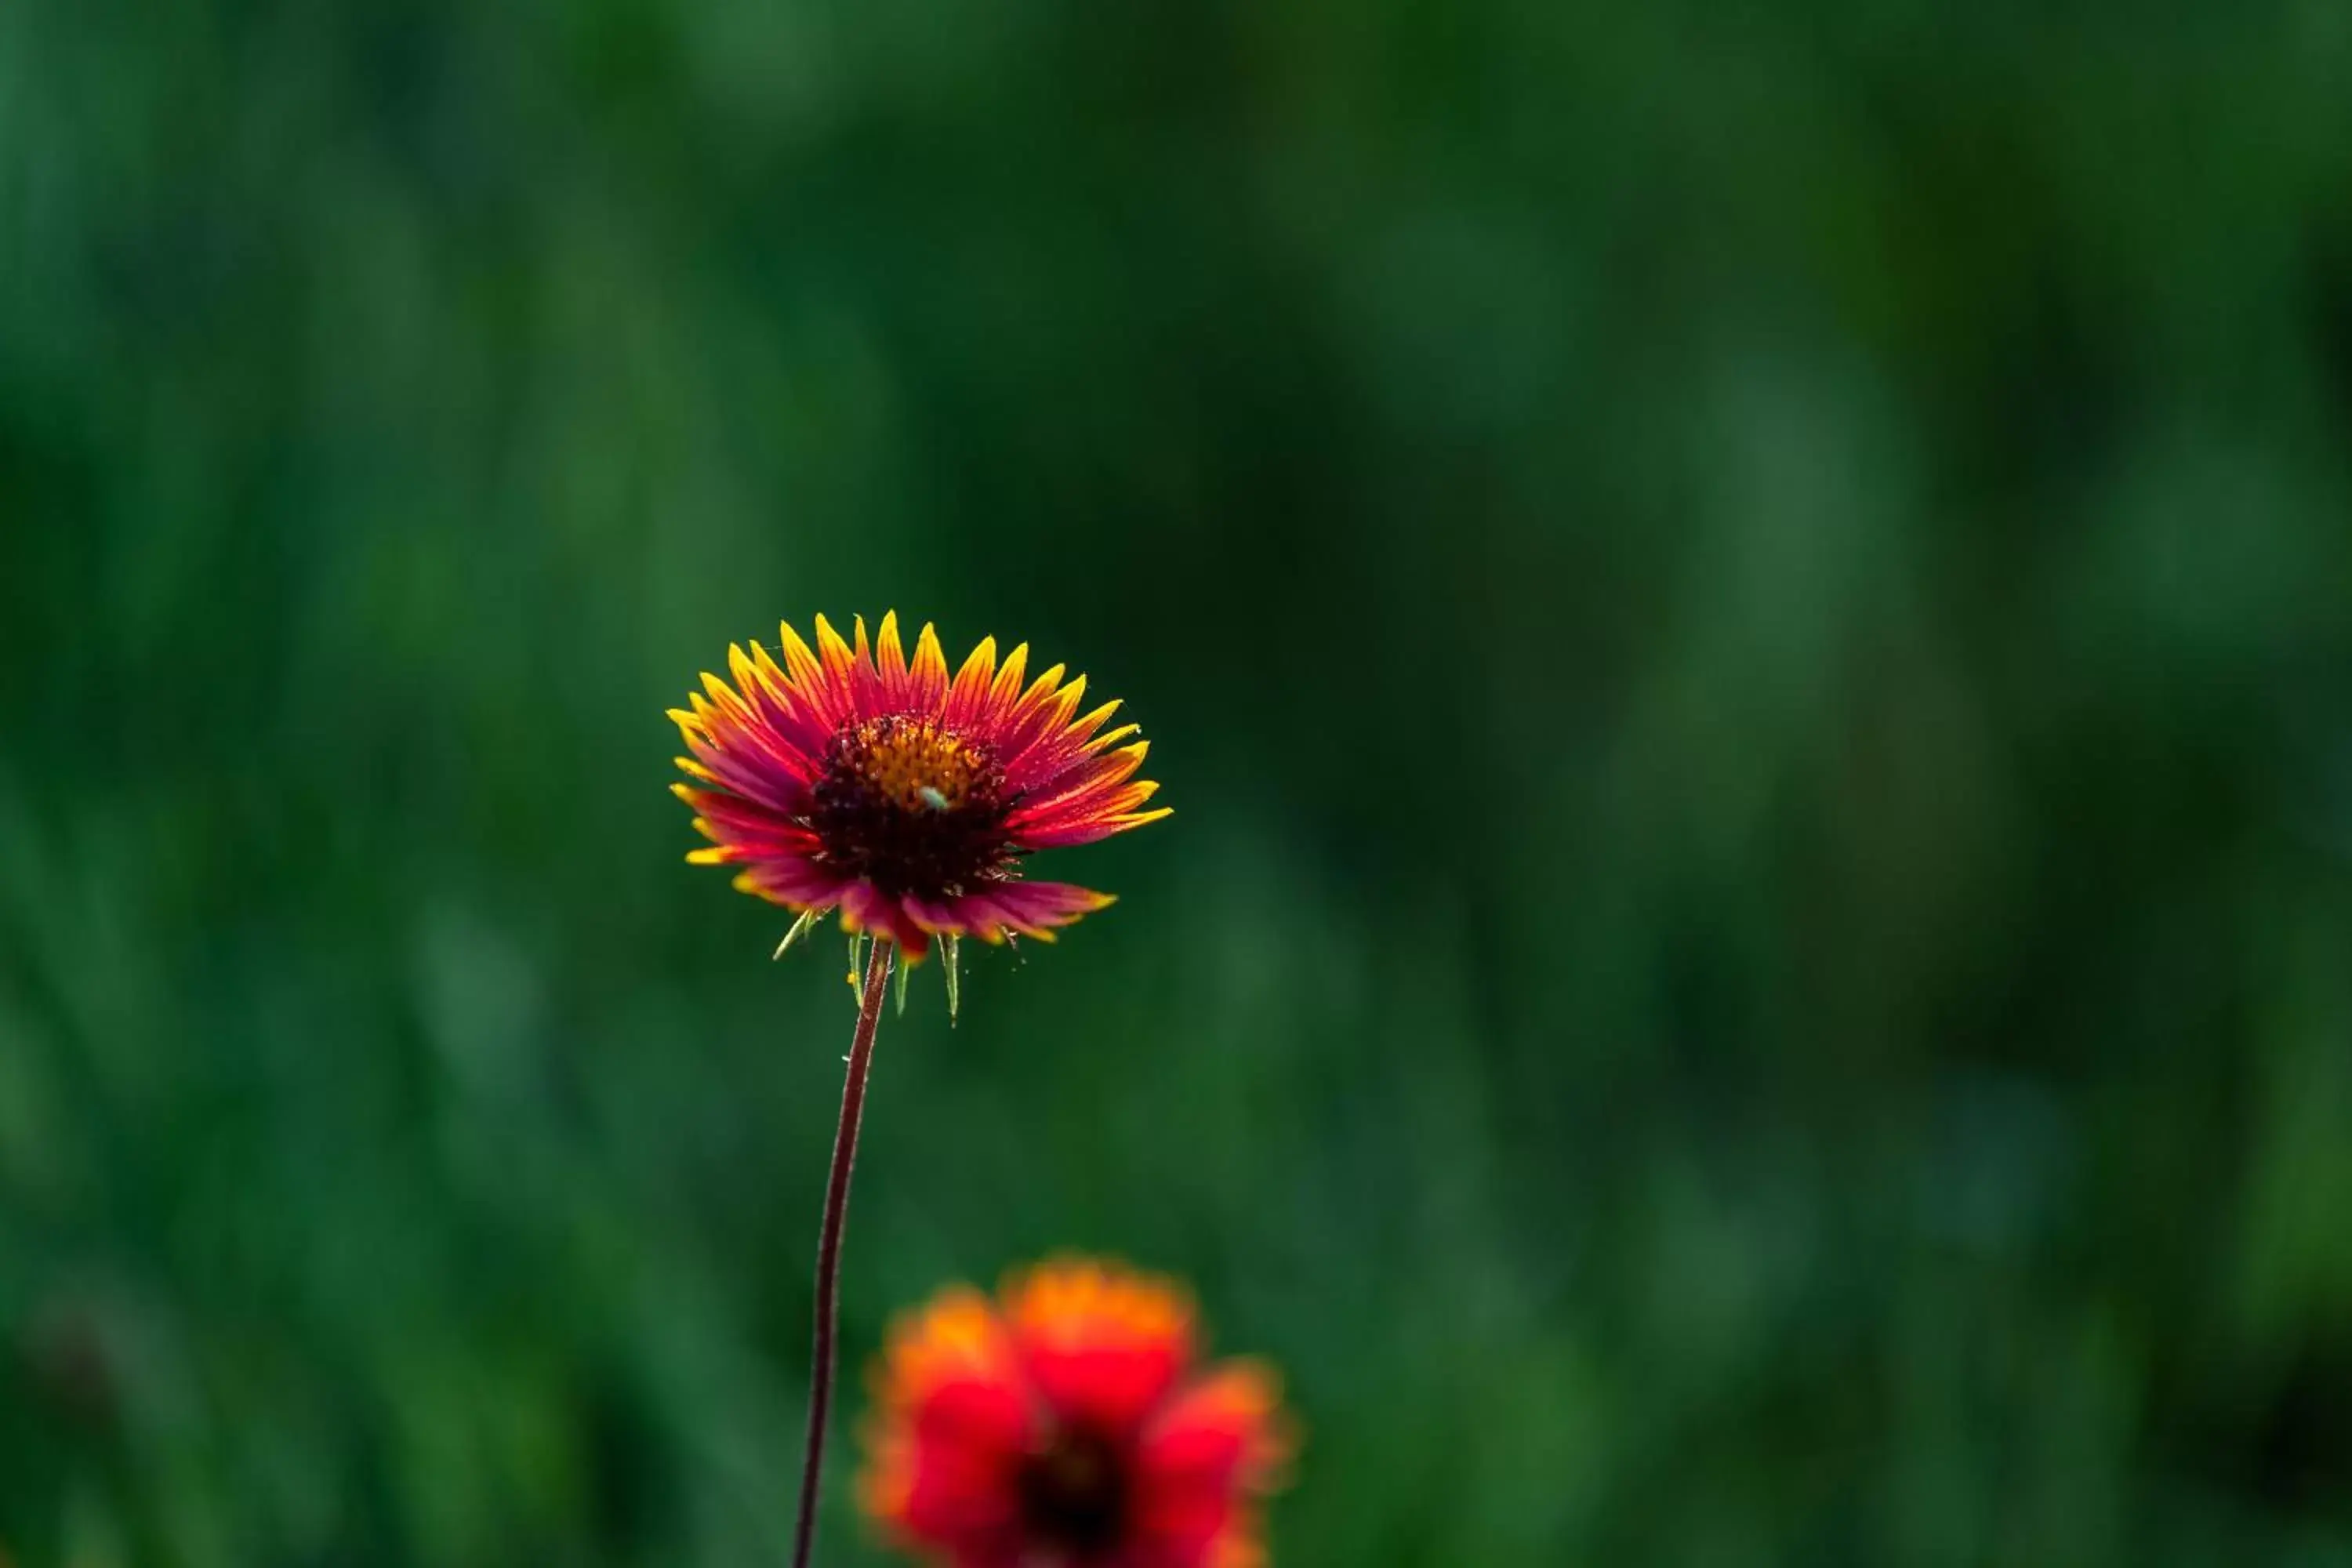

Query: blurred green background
5;1;2352;1563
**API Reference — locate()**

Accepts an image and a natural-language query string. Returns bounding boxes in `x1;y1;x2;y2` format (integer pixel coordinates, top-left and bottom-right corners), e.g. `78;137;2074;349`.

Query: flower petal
670;782;812;851
900;893;972;936
738;641;833;758
861;1286;1036;1560
726;855;845;908
909;621;952;713
1001;699;1125;793
993;667;1082;774
849;613;887;715
671;717;807;813
874;609;911;710
1131;1363;1294;1562
950;891;1054;942
840;881;931;958
943;636;1000;731
814;613;862;711
903;890;1070;947
985;880;1116;932
982;642;1030;727
1009;741;1152;828
1004;1258;1195;1439
1015;803;1174;850
777;619;854;733
1016;779;1162;844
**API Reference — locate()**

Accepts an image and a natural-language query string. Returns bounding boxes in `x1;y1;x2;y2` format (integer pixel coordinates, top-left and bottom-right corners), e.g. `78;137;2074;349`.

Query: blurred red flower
859;1258;1294;1567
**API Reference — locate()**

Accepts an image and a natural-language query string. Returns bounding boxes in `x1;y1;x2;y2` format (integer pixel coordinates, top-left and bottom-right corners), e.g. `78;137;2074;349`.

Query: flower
670;614;1167;961
859;1258;1294;1568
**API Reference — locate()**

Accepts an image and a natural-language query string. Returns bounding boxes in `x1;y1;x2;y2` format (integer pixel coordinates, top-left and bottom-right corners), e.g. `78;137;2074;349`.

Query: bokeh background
5;2;2352;1563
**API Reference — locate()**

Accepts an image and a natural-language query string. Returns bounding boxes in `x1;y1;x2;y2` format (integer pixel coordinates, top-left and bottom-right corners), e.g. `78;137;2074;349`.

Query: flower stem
790;933;896;1568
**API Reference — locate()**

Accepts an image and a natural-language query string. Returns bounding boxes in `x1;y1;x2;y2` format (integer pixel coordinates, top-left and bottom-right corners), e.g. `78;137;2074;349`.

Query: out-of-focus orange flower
670;613;1165;963
860;1258;1294;1567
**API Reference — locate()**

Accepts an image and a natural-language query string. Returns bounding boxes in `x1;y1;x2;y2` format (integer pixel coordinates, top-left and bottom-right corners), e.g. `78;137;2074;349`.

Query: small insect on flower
670;614;1167;980
859;1257;1295;1568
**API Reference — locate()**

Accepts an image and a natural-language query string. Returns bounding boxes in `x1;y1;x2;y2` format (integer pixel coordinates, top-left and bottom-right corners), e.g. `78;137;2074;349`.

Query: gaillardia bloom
860;1258;1294;1568
670;613;1167;960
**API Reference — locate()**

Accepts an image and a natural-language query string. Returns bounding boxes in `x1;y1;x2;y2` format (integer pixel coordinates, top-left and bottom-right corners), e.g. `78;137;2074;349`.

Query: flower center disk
1016;1427;1130;1559
806;715;1014;899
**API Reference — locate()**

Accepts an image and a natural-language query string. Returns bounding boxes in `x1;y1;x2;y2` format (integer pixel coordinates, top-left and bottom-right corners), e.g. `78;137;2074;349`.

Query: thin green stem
789;934;895;1568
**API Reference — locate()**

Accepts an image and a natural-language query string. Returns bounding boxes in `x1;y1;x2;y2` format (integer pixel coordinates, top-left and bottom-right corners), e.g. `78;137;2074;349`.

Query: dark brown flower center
1016;1426;1131;1559
804;715;1016;898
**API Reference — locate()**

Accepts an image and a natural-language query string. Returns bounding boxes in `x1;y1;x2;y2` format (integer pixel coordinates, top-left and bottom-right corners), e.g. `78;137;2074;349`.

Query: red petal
814;614;869;720
901;893;977;938
874;610;912;709
1000;700;1125;793
909;621;952;714
728;855;844;907
841;882;930;956
951;891;1050;942
1130;1363;1290;1559
728;643;833;762
913;889;1055;944
981;642;1031;728
861;1287;1036;1559
992;667;1082;775
1008;746;1152;832
1013;806;1171;850
779;619;855;734
1004;1259;1195;1439
985;881;1116;931
677;786;807;848
942;637;1000;731
848;614;886;715
677;728;803;814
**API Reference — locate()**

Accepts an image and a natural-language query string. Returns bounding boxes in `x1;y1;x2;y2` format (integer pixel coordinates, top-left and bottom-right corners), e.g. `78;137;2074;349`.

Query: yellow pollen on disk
856;720;988;811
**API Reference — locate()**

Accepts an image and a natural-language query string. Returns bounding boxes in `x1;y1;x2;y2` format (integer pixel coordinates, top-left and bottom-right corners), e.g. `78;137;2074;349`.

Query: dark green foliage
3;1;2351;1563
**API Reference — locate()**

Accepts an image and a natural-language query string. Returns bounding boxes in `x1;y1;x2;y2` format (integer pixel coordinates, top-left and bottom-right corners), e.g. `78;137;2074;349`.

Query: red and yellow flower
670;614;1167;960
859;1258;1294;1568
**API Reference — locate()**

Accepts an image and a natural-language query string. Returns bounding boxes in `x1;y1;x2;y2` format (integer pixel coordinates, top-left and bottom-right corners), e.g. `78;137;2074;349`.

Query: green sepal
771;906;824;960
942;933;961;1025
